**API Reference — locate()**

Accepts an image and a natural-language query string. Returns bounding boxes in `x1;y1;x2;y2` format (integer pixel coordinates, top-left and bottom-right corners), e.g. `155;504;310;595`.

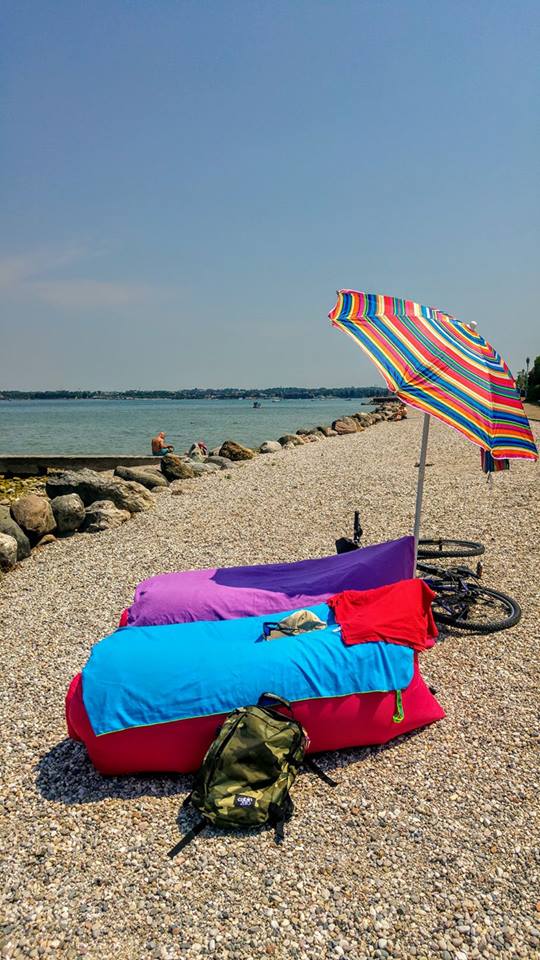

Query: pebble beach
1;409;539;960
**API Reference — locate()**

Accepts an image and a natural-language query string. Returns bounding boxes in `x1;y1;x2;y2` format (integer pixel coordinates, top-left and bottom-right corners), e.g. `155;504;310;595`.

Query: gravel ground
1;410;539;960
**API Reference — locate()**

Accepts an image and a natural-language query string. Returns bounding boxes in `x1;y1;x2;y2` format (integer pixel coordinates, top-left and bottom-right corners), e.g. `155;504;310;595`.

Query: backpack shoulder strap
168;819;206;859
304;756;339;787
269;796;294;845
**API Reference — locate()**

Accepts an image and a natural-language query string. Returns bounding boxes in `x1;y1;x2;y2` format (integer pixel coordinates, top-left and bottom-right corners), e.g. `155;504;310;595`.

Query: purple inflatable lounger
120;536;415;628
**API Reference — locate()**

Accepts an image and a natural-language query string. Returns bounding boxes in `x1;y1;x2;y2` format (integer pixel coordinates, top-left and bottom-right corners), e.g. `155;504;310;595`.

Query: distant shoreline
0;386;386;402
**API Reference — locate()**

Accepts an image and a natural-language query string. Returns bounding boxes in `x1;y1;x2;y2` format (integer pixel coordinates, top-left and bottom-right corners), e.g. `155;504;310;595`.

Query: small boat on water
253;401;261;409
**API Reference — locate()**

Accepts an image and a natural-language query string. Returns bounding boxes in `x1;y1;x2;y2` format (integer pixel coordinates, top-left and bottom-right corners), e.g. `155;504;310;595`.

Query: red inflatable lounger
66;659;444;776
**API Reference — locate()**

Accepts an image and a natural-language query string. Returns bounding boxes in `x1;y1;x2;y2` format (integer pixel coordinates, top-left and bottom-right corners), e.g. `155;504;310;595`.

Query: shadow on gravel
36;729;427;807
35;739;192;805
167;733;430;853
308;727;430;776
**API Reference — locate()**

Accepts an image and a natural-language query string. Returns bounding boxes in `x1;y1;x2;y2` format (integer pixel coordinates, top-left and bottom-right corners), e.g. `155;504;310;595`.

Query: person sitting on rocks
151;431;174;456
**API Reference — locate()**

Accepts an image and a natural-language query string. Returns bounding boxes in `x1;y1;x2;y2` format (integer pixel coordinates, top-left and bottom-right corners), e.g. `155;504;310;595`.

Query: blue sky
1;0;538;389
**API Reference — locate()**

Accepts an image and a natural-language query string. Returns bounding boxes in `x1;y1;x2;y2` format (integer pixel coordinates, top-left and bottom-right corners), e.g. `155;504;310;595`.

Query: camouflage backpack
168;693;336;857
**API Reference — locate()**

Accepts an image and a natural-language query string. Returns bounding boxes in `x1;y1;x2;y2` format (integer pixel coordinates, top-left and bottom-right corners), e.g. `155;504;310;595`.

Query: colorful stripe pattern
481;450;510;473
329;291;538;461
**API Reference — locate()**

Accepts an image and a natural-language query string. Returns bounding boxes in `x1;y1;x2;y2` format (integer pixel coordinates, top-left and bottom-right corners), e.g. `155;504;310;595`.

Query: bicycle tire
433;586;521;633
417;538;485;560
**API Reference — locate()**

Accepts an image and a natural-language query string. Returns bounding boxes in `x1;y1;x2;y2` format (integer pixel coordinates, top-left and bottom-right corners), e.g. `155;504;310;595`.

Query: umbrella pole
413;413;431;569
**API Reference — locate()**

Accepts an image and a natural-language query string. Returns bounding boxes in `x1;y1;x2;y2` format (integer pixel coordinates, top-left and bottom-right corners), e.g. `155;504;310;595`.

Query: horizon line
0;385;386;394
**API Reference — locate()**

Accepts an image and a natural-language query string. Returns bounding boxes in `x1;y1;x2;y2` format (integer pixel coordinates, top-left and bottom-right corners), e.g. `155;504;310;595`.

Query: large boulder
51;494;86;534
206;455;234;470
352;412;373;426
160;455;196;481
11;494;56;540
120;480;156;510
0;506;31;560
83;500;131;533
375;402;405;420
0;532;18;571
46;469;153;513
219;440;255;461
318;425;338;437
332;417;363;435
277;434;304;447
259;440;282;454
388;403;407;421
188;461;221;475
114;465;169;489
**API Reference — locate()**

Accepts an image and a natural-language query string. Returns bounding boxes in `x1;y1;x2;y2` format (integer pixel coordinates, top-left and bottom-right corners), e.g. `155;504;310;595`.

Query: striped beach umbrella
328;290;538;554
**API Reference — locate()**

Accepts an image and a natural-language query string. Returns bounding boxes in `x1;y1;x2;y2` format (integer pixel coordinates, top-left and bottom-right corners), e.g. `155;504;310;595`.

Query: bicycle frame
418;563;482;620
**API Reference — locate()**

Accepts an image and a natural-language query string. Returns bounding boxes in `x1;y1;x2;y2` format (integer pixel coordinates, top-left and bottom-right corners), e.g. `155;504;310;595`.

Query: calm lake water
0;398;375;455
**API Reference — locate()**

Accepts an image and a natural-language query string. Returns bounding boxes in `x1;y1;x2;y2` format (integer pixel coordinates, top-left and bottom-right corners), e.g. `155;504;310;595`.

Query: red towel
328;579;438;652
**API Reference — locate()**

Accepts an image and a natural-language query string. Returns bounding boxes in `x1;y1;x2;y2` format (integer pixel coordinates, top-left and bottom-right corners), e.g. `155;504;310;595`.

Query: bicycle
335;514;521;634
416;560;521;633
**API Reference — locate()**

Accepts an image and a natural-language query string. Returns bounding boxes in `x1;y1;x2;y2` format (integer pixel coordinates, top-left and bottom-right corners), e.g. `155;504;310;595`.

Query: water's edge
0;398;377;456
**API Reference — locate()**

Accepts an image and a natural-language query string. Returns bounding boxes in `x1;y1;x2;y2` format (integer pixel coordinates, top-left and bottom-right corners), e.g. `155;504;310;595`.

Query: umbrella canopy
329;290;537;462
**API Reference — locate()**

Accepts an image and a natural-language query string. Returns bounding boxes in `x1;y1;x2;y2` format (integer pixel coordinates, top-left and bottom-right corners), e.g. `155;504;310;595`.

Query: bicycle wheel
417;538;485;559
432;586;521;633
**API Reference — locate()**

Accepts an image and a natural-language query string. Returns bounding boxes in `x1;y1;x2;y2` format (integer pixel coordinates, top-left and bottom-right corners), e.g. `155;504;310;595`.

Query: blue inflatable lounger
67;599;445;774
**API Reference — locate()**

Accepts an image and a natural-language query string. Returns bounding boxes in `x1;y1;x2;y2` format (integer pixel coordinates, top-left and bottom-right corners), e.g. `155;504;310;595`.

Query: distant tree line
526;356;540;403
0;386;387;401
516;354;540;403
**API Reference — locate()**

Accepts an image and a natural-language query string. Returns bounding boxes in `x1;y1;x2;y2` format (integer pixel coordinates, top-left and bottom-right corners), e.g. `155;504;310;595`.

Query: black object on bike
335;511;363;555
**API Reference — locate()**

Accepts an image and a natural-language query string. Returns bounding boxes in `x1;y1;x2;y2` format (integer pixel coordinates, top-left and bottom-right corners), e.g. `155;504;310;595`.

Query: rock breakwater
0;401;406;574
